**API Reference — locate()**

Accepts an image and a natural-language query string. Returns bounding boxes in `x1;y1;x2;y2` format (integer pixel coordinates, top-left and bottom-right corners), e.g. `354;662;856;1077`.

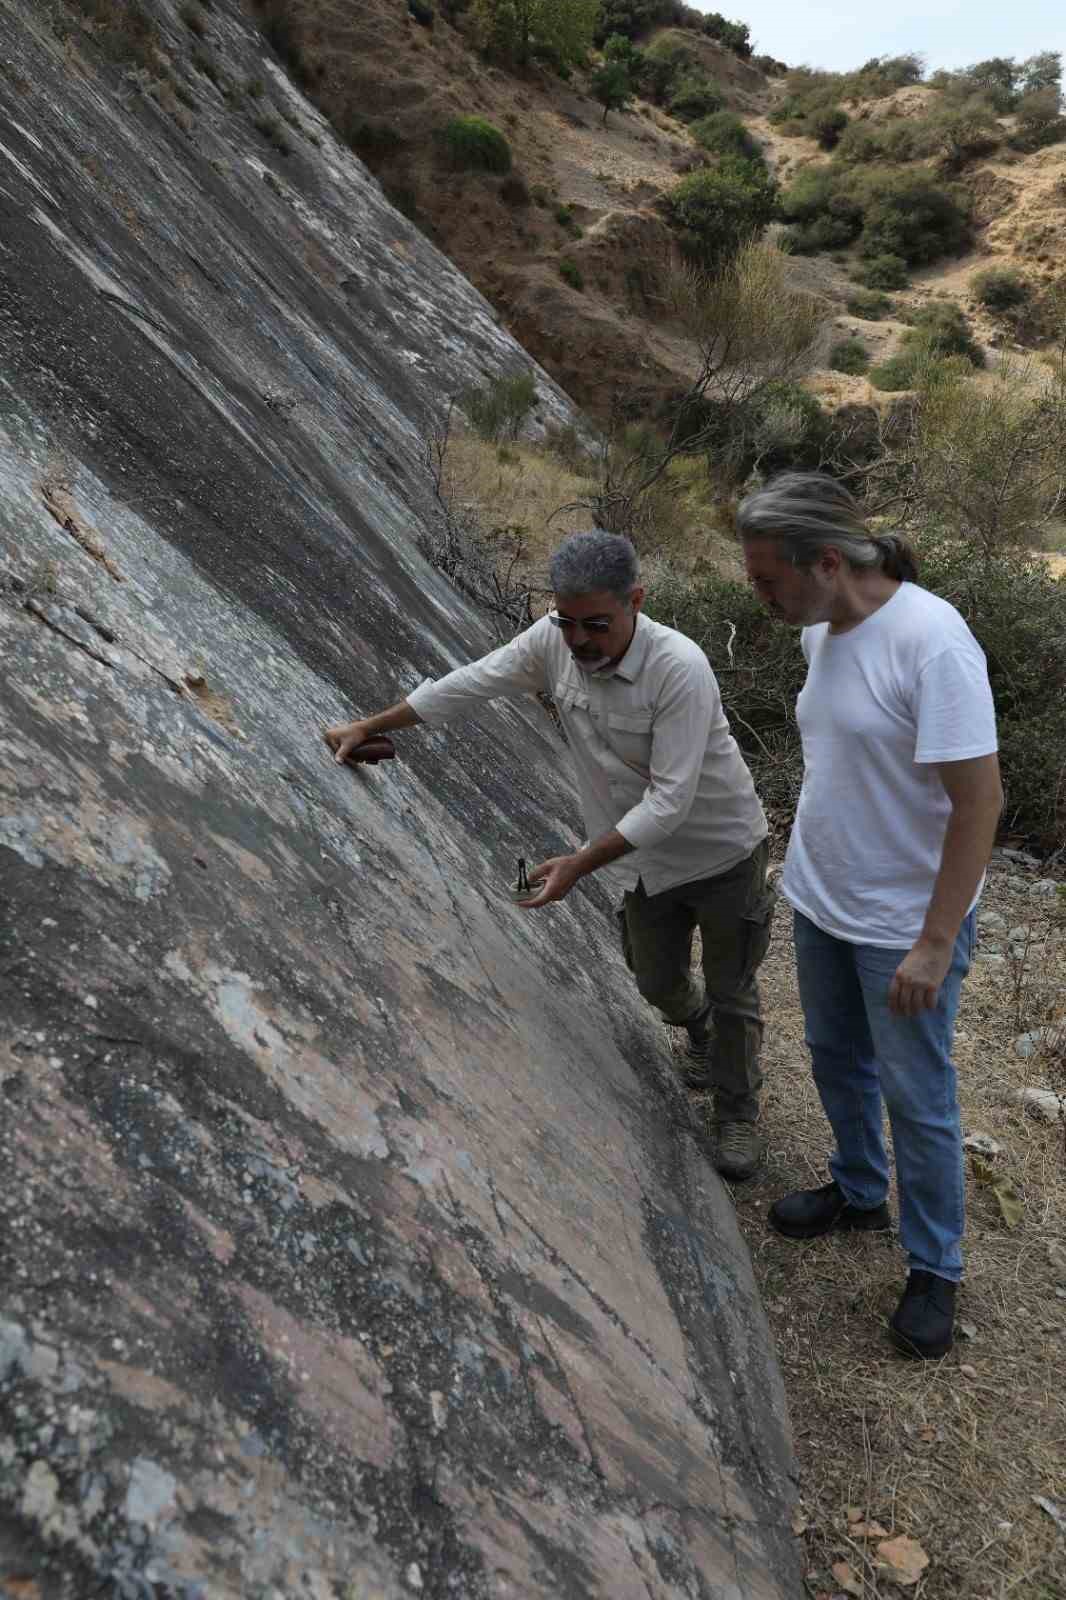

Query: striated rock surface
0;3;800;1596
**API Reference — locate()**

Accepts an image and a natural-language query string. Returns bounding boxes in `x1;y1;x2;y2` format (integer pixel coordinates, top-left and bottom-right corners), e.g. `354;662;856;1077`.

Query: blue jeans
793;910;975;1282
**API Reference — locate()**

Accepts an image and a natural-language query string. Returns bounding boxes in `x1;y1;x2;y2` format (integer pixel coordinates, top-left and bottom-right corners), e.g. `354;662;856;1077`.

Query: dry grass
441;430;746;585
671;860;1066;1600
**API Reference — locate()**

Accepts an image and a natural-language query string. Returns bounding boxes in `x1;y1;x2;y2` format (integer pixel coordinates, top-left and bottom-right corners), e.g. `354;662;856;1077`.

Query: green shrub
407;0;435;25
346;118;404;161
459;370;537;440
750;381;831;474
558;255;585;290
835;117;930;166
554;203;575;227
812;105;848;149
691;110;762;162
971;266;1030;310
1011;88;1066;149
640;34;697;102
856;170;970;264
857;253;909;289
643;566;808;819
669;74;723;122
869;352;922;391
830;337;870;374
441;115;512;173
778;166;863;249
908;301;983;364
916;540;1066;848
846;288;893;319
699;11;752;58
664;159;778;265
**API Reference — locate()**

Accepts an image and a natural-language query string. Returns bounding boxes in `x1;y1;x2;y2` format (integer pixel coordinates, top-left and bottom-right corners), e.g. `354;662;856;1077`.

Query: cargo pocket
740;888;776;987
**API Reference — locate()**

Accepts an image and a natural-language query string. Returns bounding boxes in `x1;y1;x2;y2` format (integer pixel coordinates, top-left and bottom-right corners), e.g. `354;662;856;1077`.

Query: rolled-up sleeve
614;653;717;850
406;617;552;726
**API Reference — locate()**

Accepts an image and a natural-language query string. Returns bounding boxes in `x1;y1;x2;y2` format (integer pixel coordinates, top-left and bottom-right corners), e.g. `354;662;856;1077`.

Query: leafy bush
857;252;909;289
835;117;929;166
669;74;723;122
558;255;585;290
830;337;870;374
855;169;970;264
846;288;893;319
869;352;923;391
1011;88;1066;150
640;34;697;102
699;11;752;58
812;105;848;149
691;110;762;162
778;166;863;252
459;370;538;440
749;382;831;474
663;159;779;265
916;540;1066;847
971;266;1030;310
924;97;1000;167
908;302;983;364
346;118;405;163
441;115;512;173
643;564;808;818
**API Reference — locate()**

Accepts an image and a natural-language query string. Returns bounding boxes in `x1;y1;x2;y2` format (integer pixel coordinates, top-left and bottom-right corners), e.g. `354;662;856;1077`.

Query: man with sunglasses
325;530;772;1179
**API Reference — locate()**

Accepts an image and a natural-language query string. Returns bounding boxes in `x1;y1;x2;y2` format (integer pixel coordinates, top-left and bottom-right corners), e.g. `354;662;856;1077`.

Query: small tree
592;58;633;123
472;0;600;67
1019;49;1062;97
558;241;823;531
907;358;1066;559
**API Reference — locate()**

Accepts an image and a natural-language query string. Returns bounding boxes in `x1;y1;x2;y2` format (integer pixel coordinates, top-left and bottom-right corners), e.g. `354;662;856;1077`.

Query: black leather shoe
889;1270;957;1359
769;1179;892;1240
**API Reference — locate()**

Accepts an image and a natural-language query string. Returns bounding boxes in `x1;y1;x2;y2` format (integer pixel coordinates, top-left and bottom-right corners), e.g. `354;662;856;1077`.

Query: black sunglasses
547;608;613;634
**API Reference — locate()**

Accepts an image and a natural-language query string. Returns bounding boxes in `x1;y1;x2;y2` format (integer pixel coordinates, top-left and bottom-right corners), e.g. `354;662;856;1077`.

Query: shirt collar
608;612;652;683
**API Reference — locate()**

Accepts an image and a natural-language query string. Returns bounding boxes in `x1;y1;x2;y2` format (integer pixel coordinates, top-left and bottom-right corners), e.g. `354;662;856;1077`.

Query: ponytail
873;533;919;583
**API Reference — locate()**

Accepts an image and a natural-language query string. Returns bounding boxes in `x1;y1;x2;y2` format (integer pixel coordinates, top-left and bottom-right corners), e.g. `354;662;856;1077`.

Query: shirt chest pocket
604;709;654;775
554;684;654;773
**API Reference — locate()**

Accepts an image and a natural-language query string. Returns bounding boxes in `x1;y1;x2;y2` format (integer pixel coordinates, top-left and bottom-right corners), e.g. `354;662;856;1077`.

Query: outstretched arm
325;702;421;764
323;618;553;765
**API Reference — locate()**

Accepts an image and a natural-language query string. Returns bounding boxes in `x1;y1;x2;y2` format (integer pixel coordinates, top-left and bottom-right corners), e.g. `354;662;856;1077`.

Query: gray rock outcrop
0;3;800;1595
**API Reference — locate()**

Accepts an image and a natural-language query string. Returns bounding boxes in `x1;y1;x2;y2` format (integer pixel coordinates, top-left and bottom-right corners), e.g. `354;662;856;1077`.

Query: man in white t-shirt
738;473;1003;1359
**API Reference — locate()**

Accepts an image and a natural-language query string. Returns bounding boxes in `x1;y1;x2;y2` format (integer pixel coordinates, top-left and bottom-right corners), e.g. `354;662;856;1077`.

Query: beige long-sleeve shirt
406;613;766;896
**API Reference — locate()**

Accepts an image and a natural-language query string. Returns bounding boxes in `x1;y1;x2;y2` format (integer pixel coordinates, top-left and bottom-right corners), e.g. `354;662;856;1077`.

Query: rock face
0;4;799;1597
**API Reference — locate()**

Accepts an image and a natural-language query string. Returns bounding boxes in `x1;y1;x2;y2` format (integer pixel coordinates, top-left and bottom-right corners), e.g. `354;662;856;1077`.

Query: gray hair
736;472;918;582
549;528;640;599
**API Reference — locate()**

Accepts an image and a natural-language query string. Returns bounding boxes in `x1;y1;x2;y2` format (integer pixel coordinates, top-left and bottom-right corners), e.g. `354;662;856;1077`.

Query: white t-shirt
782;583;998;948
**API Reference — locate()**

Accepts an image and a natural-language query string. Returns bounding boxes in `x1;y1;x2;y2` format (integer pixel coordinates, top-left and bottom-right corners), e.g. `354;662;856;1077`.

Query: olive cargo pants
619;840;774;1122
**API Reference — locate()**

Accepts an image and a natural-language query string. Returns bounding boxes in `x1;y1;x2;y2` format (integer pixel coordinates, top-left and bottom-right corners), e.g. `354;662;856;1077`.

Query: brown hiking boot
676;1002;713;1090
714;1120;763;1182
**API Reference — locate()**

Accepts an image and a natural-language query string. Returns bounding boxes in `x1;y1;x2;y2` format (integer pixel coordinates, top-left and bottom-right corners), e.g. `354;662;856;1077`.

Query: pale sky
702;1;1065;75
